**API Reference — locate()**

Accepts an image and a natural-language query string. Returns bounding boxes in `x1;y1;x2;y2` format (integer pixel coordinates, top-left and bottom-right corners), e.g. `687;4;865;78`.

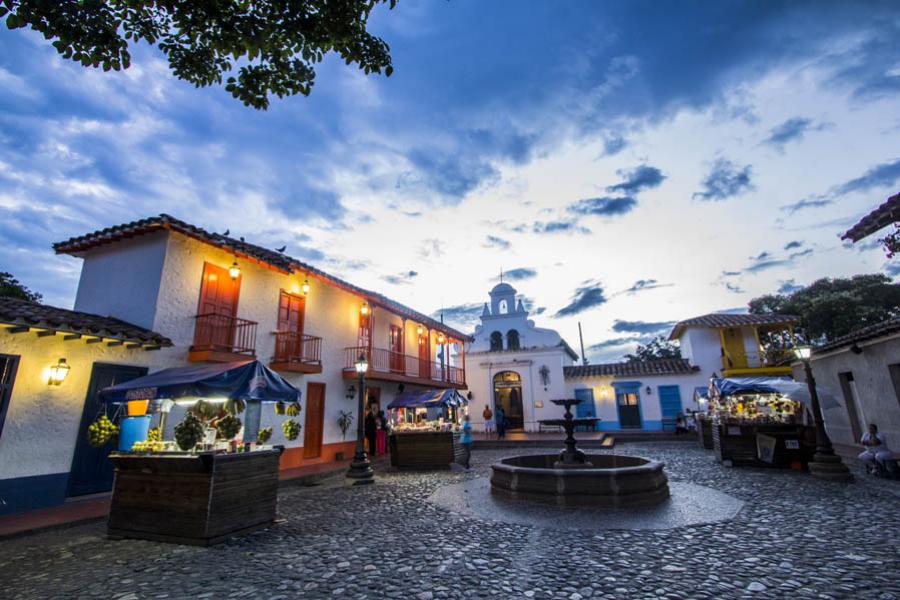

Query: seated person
859;423;892;473
674;412;688;435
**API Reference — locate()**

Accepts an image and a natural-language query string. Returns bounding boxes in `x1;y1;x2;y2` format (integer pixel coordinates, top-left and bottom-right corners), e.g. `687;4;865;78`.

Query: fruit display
87;415;119;447
286;401;301;417
191;399;220;421
274;401;286;415
131;440;165;452
282;419;301;441
257;427;273;443
224;398;246;415
147;427;162;442
216;414;242;440
174;412;205;451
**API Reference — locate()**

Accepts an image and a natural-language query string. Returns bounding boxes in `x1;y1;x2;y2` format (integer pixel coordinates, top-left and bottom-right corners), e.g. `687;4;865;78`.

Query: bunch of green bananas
257;427;273;443
87;415;118;448
146;427;162;442
274;401;286;415
285;401;301;417
174;412;205;451
191;399;220;421
282;419;301;441
216;414;242;440
224;398;247;415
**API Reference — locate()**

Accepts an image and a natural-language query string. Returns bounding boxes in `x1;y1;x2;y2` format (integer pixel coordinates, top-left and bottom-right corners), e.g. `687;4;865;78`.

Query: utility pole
578;322;588;365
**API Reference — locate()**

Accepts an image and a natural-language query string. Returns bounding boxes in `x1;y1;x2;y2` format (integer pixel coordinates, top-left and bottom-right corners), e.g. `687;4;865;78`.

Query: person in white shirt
858;423;892;472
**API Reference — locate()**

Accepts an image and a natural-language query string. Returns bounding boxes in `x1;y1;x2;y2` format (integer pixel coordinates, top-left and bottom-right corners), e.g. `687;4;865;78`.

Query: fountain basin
490;454;670;508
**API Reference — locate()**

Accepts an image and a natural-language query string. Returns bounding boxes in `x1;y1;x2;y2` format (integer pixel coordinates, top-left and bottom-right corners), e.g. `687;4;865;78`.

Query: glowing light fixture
228;260;241;280
355;352;369;374
437;332;446;344
417;325;424;336
48;358;70;385
360;301;370;316
795;346;812;361
301;276;311;296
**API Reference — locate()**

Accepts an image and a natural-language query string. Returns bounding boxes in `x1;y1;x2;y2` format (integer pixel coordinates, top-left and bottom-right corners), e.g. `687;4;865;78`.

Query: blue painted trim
612;380;642;390
0;473;69;515
598;420;663;431
596;420;620;431
642;420;663;431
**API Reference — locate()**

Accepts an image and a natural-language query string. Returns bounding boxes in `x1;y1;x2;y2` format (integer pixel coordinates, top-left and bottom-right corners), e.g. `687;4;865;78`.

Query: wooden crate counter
713;423;815;467
107;449;281;546
389;431;461;469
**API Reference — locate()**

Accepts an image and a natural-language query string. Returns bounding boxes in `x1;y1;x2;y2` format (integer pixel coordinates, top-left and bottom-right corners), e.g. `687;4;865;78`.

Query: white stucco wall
679;328;722;376
794;335;900;449
73;232;168;329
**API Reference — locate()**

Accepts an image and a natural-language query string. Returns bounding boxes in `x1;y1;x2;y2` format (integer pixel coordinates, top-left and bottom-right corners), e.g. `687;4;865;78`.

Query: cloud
763;117;827;150
613;278;673;296
503;267;537;281
783;240;803;250
396;148;500;202
780;198;833;213
381;270;419;285
567;196;637;217
885;262;900;277
532;220;591;234
611;320;675;335
724;282;745;294
606;165;666;194
588;337;637;351
555;280;607;317
483;235;511;250
693;158;753;201
833;158;900;196
433;302;483;331
601;134;627;156
777;279;804;294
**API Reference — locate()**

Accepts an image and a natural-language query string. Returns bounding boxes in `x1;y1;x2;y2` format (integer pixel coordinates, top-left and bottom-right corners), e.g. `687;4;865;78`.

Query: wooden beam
5;326;29;334
143;345;162;351
36;330;57;338
63;334;82;341
85;337;103;344
125;343;142;350
107;340;124;347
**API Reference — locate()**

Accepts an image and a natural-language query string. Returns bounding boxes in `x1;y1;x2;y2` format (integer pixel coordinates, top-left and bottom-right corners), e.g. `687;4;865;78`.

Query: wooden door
389;325;403;372
658;385;682;431
68;363;148;496
195;262;240;349
418;332;430;379
367;386;381;413
0;354;19;438
303;383;325;458
616;391;642;429
277;290;305;360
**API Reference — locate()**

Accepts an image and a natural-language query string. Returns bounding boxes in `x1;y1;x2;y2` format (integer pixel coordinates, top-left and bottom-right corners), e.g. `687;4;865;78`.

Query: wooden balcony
189;313;258;363
342;346;466;389
270;331;323;374
721;347;795;377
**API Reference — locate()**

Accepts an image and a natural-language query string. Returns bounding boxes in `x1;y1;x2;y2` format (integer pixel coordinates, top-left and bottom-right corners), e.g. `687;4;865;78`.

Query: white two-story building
0;214;469;515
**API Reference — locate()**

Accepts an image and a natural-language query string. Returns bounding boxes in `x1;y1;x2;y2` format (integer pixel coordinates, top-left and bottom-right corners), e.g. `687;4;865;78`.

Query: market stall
97;360;301;545
706;377;815;468
693;387;714;450
387;388;468;469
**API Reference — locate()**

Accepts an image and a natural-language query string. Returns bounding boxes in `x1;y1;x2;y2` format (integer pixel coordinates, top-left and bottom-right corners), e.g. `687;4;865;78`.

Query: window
507;329;520;350
275;290;305;361
838;372;864;442
490;331;503;351
0;354;19;439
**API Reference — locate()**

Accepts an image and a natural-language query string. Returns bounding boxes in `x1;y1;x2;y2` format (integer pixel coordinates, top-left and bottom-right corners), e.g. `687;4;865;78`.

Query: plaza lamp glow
301;276;310;296
346;352;374;484
47;358;70;385
437;332;446;344
228;260;241;280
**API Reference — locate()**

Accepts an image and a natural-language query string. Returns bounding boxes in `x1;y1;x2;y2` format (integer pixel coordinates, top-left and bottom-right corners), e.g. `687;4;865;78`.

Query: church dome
490;282;516;295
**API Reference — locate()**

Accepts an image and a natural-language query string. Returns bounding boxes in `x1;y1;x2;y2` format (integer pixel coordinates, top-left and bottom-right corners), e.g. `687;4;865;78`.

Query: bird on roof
276;245;286;253
222;229;230;236
239;236;245;242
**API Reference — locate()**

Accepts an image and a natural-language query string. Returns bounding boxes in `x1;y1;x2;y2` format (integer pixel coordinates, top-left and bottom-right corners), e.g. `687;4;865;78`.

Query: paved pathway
1;443;898;599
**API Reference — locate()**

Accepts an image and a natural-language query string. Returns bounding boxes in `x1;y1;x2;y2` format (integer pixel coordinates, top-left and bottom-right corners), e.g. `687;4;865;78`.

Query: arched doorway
493;371;524;430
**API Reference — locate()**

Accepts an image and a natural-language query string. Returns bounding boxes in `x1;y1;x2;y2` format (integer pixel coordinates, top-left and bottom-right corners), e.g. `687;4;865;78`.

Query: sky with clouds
1;0;898;363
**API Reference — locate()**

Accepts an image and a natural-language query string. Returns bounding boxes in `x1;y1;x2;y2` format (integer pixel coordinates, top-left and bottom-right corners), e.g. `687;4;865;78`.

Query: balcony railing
192;313;257;356
344;346;465;386
273;331;322;367
722;347;795;370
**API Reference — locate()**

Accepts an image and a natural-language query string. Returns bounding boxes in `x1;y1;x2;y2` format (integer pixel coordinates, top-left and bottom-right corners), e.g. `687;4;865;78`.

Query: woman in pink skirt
376;410;388;455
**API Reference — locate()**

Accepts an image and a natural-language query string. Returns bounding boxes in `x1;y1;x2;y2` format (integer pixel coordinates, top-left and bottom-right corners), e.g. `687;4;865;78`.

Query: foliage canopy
625;335;682;362
0;271;42;302
1;0;396;109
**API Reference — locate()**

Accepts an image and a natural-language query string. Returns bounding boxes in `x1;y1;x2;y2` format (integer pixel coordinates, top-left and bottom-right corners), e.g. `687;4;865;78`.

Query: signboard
757;433;777;463
784;439;800;450
727;426;742;436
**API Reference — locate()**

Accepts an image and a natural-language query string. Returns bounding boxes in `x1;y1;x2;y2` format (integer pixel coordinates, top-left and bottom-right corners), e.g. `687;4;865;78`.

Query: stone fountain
490;398;670;507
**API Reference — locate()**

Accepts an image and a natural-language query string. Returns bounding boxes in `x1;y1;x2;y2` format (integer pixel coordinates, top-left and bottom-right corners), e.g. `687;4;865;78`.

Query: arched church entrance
493;371;524;430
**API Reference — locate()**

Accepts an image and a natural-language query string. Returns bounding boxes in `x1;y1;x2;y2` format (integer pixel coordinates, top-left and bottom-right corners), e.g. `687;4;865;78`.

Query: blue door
658;385;682;431
68;363;148;496
573;388;597;430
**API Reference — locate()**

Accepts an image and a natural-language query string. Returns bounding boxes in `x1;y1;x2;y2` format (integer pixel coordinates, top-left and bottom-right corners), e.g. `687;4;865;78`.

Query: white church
464;282;764;433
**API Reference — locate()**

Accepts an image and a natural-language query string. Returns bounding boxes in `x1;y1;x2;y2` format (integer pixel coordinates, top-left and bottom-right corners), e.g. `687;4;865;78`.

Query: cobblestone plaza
1;443;898;599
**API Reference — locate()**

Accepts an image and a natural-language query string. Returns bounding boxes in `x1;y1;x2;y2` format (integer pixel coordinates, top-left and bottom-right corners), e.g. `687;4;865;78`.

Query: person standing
460;413;473;469
375;410;388;455
483;404;495;437
365;407;377;456
859;423;892;473
496;406;507;439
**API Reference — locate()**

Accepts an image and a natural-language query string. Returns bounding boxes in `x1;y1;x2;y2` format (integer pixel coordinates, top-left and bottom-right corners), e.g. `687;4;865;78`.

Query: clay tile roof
668;313;798;340
0;297;172;347
813;316;900;355
564;358;698;378
53;214;472;342
841;192;900;242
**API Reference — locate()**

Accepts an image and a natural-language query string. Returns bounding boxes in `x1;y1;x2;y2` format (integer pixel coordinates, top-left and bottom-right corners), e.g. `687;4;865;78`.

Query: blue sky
1;1;898;362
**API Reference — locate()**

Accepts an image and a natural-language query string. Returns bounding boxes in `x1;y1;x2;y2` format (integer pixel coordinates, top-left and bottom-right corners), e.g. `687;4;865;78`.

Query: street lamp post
346;352;374;484
795;347;852;481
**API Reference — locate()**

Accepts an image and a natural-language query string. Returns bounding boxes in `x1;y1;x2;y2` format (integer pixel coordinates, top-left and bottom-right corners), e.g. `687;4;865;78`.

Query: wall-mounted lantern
346;384;356;400
645;386;652;395
360;301;370;316
48;358;70;386
437;332;446;344
301;276;311;296
417;325;424;336
228;260;241;280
